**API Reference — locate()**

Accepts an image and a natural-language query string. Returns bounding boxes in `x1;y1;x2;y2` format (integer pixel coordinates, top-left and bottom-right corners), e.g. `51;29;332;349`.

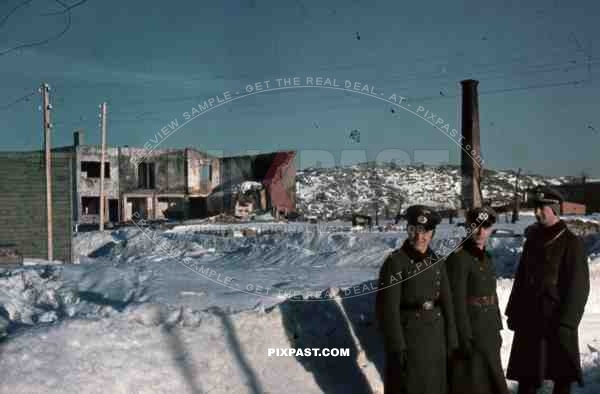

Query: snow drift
2;217;600;393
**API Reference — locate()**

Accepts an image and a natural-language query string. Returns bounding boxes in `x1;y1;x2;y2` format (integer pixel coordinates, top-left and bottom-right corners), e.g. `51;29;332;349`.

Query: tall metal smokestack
460;79;483;210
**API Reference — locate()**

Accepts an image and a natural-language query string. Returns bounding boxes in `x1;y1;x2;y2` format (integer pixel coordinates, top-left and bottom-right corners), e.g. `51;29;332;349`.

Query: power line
100;56;600;120
322;37;584;82
389;55;597;93
0;0;72;57
38;40;598;126
0;0;34;30
39;0;88;16
100;52;596;115
406;78;588;105
0;90;37;111
52;70;594;127
386;50;591;87
92;76;593;125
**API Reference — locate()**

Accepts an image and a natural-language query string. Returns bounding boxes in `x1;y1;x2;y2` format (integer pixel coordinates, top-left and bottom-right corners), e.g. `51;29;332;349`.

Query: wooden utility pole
512;168;521;223
460;79;483;210
41;83;53;261
99;102;107;231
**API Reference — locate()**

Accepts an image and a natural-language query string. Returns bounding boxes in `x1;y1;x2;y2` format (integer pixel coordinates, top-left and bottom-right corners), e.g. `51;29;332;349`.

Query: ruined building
0;131;296;262
71;131;296;225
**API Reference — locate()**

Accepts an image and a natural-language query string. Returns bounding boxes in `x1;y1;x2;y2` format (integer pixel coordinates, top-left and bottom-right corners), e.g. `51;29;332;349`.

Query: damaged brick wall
217;151;297;216
263;151;296;215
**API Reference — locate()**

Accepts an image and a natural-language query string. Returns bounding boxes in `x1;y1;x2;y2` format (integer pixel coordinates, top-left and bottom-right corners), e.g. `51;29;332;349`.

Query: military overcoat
377;239;458;394
446;240;509;394
505;220;590;387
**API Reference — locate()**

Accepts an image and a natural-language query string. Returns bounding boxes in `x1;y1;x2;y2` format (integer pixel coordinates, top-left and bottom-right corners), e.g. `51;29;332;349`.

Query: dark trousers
517;381;571;394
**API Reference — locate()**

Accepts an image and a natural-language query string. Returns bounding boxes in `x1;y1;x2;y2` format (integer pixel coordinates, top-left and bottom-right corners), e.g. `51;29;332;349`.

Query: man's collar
462;238;487;261
401;239;436;261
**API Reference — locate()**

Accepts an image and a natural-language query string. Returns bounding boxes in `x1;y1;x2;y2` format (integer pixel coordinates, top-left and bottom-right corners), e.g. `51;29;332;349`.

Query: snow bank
2;220;600;393
0;286;385;394
72;228;137;263
563;214;600;224
0;261;154;334
0;216;554;335
2;276;600;394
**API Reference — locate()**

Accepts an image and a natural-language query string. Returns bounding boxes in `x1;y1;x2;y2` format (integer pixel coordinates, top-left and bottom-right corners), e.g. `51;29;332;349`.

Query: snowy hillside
296;163;576;220
1;217;600;393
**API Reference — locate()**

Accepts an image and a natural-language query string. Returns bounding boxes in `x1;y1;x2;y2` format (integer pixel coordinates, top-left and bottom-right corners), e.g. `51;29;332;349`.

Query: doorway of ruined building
129;197;148;220
80;196;100;225
108;199;119;223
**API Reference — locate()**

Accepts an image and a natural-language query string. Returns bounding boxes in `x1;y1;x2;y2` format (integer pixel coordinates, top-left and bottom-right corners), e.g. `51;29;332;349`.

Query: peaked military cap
405;205;441;230
529;186;565;205
466;206;497;227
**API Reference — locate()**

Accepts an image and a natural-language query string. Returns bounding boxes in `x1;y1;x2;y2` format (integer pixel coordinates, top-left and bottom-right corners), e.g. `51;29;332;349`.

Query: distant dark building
561;201;586;215
521;184;590;215
551;182;600;214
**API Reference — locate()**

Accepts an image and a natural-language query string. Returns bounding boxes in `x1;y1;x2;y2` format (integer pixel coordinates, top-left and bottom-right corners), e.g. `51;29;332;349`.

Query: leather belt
401;300;440;311
467;295;497;306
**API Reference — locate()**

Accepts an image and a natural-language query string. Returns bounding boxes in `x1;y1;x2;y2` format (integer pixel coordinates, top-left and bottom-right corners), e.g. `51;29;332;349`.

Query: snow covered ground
1;216;600;393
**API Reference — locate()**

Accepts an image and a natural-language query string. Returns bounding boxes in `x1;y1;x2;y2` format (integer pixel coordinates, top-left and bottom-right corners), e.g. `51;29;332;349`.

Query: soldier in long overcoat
446;207;509;394
377;205;458;394
505;187;590;394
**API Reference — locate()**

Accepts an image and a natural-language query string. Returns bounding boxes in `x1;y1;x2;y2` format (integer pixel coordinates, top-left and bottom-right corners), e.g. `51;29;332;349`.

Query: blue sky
0;0;599;176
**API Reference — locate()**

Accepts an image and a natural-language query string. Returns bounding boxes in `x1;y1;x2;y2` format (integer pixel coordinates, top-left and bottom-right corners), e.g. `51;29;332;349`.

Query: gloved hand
390;351;407;370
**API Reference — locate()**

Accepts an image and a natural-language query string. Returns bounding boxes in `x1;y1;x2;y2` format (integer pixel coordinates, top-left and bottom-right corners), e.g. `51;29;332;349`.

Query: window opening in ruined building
201;164;212;182
81;197;100;215
138;162;156;189
81;161;110;178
